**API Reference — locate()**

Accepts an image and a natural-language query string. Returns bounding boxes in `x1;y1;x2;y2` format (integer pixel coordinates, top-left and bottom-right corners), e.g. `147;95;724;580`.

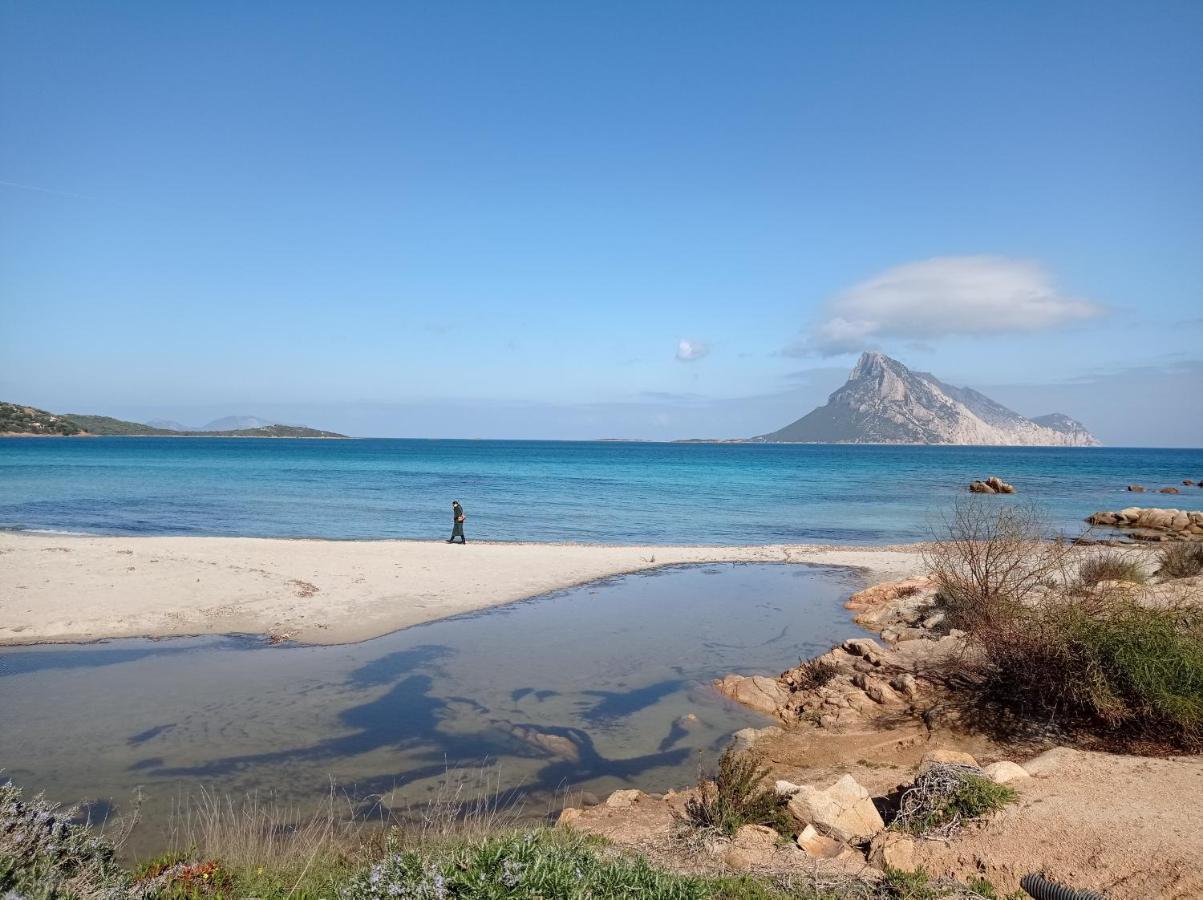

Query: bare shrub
1157;543;1203;580
923;498;1077;632
793;657;839;691
1078;551;1146;587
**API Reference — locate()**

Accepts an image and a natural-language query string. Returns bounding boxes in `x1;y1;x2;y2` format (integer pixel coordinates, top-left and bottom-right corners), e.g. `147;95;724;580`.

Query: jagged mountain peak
755;353;1099;446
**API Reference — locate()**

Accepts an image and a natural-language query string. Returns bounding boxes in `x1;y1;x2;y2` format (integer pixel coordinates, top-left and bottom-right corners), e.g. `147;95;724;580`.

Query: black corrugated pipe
1020;873;1105;900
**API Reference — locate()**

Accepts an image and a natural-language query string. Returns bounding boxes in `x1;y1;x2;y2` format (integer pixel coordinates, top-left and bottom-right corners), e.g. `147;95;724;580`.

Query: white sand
0;532;927;646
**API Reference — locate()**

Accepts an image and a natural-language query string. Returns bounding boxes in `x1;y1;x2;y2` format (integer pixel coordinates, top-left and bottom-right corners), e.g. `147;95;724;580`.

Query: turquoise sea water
1;437;1200;543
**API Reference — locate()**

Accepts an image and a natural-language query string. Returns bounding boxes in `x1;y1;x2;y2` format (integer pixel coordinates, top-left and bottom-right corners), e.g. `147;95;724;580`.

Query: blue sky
2;2;1200;443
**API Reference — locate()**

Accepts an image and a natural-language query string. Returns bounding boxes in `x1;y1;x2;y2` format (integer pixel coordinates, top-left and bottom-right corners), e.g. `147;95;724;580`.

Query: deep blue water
1;437;1200;544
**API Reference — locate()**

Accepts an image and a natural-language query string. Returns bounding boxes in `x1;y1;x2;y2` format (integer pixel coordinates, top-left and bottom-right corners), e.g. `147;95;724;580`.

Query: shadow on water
0;635;258;678
0;563;870;835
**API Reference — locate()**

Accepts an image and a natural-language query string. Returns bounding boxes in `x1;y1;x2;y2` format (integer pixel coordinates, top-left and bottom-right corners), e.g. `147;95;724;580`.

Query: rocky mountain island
754;352;1099;446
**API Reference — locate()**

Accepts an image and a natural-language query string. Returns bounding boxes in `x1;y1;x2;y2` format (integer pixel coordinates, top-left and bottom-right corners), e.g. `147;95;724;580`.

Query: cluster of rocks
968;476;1015;494
715;577;965;731
562;747;1042;876
1127;481;1201;494
1087;507;1203;542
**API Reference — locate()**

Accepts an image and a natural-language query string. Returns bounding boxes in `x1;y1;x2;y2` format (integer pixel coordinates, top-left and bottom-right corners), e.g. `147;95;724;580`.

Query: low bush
1077;552;1145;586
928;502;1203;751
341;830;720;900
1157;543;1203;580
794;658;839;691
890;765;1016;837
0;779;130;899
969;589;1203;749
681;749;792;838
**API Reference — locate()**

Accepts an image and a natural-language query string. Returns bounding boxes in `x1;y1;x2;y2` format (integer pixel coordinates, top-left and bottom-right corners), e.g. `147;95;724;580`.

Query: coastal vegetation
1075;551;1146;586
888;765;1016;838
1;777;1021;900
1158;542;1203;579
927;499;1203;750
680;749;792;838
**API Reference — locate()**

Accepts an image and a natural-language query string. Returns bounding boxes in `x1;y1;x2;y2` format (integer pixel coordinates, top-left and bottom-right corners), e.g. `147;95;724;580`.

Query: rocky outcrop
715;575;969;730
753;352;1100;446
713;673;791;717
969;476;1016;494
1087;507;1203;542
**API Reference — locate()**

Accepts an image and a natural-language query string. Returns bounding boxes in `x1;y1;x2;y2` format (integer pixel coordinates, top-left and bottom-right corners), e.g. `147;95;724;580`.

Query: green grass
1052;599;1203;746
681;749;793;838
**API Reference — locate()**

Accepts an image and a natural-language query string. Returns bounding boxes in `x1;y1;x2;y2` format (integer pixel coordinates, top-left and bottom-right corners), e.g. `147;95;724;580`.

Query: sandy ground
569;741;1203;900
0;532;927;646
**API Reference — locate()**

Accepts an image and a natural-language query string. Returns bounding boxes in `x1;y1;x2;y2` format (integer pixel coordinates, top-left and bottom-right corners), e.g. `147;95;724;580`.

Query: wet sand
0;532;927;646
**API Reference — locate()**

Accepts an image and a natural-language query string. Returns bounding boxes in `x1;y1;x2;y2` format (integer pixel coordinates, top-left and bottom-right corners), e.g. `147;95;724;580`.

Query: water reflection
0;563;868;849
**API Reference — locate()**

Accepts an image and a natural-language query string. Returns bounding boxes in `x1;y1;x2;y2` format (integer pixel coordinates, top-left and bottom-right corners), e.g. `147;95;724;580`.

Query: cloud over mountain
792;256;1105;356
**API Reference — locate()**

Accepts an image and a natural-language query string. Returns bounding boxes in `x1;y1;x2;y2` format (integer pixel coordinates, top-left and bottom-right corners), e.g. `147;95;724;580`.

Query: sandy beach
0;532;927;646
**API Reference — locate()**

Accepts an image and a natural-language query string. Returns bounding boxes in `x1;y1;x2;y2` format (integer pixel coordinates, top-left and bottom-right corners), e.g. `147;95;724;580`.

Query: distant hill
145;419;189;432
0;403;87;436
64;415;176;435
0;402;346;438
751;352;1100;446
199;415;276;432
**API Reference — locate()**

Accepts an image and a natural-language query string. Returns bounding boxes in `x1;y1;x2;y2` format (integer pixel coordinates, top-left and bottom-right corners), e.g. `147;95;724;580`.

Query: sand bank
0;532;927;646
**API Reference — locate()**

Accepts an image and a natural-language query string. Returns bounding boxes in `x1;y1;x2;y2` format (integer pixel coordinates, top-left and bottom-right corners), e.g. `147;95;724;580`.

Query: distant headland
0;402;346;438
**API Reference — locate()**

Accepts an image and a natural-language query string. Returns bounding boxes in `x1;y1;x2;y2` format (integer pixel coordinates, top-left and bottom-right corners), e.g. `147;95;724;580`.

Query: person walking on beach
447;500;467;544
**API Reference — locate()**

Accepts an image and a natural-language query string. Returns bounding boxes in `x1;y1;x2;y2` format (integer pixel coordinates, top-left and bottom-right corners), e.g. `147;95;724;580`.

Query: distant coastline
1;431;347;439
0;401;346;438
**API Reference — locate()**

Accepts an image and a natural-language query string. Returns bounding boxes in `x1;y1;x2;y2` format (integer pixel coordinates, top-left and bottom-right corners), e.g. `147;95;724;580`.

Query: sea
1;437;1200;544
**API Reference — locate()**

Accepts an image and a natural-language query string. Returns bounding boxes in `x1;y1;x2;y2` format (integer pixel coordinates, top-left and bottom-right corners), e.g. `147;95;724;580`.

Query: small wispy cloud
675;338;710;362
787;256;1105;357
0;179;93;200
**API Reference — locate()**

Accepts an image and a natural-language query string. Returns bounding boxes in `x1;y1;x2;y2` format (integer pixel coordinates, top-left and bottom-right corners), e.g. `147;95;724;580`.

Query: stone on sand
868;832;916;871
786;774;884;843
1021;747;1082;777
920;748;980;771
796;824;852;860
604;789;644;808
982;761;1032;785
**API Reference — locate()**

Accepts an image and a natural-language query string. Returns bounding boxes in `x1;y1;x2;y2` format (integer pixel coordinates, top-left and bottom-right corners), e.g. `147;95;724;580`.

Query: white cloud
791;256;1105;356
675;338;710;362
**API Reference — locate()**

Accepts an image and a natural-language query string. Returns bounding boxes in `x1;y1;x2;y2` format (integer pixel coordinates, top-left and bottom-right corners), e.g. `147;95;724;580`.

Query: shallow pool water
0;563;868;849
